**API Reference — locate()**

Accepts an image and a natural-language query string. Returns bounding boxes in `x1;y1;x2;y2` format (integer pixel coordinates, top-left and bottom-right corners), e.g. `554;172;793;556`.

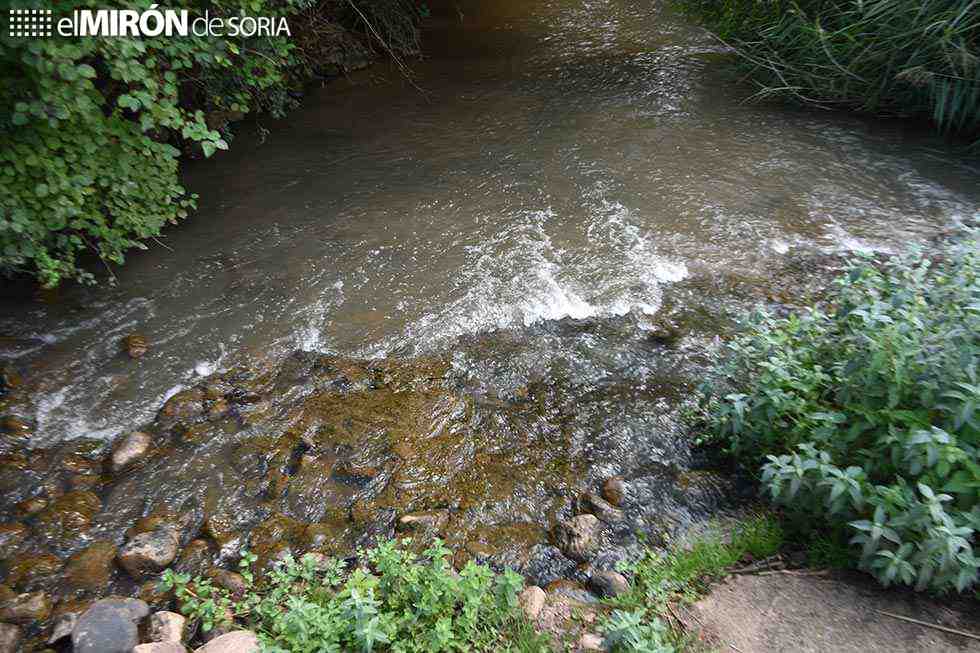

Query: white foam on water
376;190;688;355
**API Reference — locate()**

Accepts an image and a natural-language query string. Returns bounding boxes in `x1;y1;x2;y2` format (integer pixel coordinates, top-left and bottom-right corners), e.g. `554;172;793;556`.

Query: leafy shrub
160;539;548;652
700;226;980;592
1;0;419;286
675;0;980;141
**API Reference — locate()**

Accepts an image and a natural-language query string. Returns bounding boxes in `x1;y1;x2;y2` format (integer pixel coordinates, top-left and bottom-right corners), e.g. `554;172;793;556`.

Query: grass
675;0;980;143
603;513;785;651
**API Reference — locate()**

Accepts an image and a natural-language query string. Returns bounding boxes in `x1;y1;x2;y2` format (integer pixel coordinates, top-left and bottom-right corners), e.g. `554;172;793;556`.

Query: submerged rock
553;515;602;563
601;477;625;507
110;431;152;473
118;527;179;580
72;597;149;653
65;541;118;593
0;591;51;624
123;334;149;359
0;523;28;558
0;623;20;653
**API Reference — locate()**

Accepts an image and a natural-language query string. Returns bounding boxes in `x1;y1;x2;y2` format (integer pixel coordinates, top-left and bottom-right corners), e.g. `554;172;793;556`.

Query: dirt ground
679;571;980;652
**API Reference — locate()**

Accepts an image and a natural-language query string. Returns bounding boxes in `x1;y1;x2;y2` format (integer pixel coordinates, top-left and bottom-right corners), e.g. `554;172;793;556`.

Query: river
0;0;978;623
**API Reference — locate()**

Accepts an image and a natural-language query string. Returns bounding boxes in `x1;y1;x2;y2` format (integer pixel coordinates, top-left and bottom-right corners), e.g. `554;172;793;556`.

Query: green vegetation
603;515;784;651
0;0;419;287
160;538;549;652
676;0;979;140
699;227;980;593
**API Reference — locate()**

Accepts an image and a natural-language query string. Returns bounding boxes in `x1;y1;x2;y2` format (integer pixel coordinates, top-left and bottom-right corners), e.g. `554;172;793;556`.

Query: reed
678;0;980;139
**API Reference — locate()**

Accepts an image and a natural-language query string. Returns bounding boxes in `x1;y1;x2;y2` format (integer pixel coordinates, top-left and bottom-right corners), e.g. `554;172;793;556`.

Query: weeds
676;0;980;142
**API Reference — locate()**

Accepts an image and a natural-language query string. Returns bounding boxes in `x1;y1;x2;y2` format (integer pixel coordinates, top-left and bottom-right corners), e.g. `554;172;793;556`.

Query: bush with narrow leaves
699;224;980;592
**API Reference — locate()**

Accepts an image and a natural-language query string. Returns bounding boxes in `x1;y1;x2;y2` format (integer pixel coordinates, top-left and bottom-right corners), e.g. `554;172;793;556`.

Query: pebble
110;431;152;473
518;585;546;620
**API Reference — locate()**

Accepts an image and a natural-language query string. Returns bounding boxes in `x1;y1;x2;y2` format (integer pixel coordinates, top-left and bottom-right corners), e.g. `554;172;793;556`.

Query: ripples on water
1;0;978;444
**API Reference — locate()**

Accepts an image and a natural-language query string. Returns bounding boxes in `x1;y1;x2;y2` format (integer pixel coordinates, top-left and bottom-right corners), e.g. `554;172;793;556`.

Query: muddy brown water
0;0;978;636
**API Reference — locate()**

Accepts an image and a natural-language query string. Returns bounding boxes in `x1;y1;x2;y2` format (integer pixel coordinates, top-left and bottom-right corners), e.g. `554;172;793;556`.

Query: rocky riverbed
0;251;854;651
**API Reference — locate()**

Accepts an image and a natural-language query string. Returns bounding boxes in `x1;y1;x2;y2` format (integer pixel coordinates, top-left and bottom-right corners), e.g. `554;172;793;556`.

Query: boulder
0;591;51;624
601;477;625;507
194;629;259;652
149;611;186;643
135;644;187;653
72;597;149;653
518;585;546;620
118;527;179;580
110;431;152;473
553;514;602;563
0;623;21;653
589;570;630;598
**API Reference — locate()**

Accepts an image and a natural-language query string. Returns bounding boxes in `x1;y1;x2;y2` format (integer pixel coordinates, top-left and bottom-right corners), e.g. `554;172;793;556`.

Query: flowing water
1;0;979;610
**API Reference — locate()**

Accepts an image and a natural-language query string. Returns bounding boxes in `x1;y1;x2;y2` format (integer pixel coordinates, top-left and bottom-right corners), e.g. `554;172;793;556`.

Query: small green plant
601;610;674;653
161;539;549;652
603;515;782;651
700;225;980;592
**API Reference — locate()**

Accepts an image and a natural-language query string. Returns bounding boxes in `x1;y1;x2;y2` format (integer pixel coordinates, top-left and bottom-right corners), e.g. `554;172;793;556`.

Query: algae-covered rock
65;542;118;593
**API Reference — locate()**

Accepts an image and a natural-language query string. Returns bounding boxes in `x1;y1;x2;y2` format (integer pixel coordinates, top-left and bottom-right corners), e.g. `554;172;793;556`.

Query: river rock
396;510;449;533
65;541;118;592
118;527;180;580
32;490;101;551
553;514;602;563
159;388;206;423
47;611;77;645
0;523;28;557
72;597;149;653
174;539;213;577
601;477;625;507
524;544;577;587
208;569;248;598
149;611;186;642
135;643;187;653
5;553;62;590
518;585;546;620
589;570;629;598
110;431;152;473
580;492;624;525
0;591;51;624
195;629;259;653
122;334;149;359
578;632;606;651
0;623;21;653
